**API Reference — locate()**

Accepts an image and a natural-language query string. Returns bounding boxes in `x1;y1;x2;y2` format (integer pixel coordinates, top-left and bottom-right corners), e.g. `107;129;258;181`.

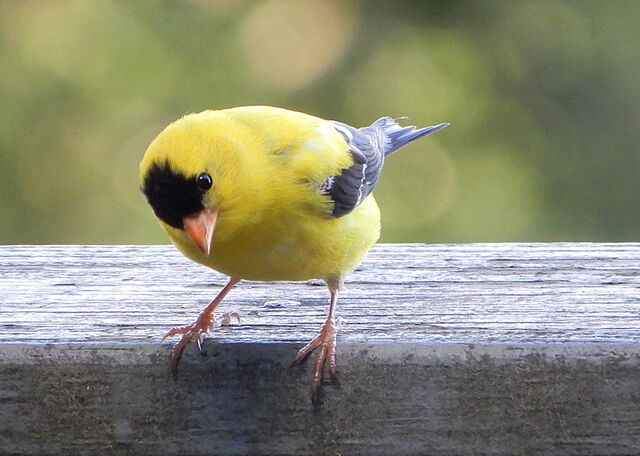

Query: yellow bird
139;106;448;403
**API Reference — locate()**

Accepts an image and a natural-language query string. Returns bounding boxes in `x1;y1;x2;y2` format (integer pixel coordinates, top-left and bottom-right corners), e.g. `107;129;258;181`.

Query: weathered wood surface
1;243;639;344
1;243;640;456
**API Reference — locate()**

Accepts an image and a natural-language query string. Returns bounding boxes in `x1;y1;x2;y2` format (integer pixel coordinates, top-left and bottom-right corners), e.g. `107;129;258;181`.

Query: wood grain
0;243;639;344
1;244;640;455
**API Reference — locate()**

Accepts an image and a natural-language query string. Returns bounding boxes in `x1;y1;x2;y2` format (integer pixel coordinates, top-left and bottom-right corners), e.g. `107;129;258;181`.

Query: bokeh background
1;0;638;244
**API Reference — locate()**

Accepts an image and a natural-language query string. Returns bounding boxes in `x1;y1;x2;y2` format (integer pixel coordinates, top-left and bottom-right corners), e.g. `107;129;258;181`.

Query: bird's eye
196;172;213;191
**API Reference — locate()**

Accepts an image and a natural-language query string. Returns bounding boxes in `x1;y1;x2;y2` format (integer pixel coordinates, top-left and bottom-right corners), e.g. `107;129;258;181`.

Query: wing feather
320;117;449;217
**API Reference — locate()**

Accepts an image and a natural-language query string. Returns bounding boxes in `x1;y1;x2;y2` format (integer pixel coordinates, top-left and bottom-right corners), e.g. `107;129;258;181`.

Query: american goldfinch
140;106;448;403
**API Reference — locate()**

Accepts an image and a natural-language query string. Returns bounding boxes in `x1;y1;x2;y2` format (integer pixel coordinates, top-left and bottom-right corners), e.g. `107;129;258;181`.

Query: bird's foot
292;316;339;405
162;311;240;373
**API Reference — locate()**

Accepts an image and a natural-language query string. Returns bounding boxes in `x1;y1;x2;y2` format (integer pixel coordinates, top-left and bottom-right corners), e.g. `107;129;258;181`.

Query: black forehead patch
141;161;204;229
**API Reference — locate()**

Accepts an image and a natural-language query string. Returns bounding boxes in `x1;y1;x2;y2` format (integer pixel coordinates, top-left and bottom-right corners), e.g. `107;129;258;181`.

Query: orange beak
183;208;218;256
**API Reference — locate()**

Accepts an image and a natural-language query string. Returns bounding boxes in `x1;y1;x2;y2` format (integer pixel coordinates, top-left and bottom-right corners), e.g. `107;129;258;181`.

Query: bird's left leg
292;278;341;404
162;277;240;373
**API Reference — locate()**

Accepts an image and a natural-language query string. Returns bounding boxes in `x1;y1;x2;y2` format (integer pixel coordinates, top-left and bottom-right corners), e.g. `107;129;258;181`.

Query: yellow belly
167;196;381;282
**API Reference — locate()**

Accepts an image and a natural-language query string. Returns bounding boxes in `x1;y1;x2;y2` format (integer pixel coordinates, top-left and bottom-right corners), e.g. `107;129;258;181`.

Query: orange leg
162;277;240;373
292;287;339;405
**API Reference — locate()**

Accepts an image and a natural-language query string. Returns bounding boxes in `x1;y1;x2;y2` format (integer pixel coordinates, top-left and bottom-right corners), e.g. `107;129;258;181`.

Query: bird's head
139;111;269;256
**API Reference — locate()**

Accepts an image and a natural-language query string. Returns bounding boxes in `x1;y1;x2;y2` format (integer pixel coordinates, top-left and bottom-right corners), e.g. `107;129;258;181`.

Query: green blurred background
1;0;638;244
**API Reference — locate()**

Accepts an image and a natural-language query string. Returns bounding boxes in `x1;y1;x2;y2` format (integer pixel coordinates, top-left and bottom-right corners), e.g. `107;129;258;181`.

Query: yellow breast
167;194;380;282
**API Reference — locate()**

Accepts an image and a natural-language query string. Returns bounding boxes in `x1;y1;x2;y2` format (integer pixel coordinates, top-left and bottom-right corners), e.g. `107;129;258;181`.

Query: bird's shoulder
204;106;346;177
221;107;385;218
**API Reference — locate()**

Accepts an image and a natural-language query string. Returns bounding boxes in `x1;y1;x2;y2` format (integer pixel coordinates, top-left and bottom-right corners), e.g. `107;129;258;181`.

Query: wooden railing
1;244;639;455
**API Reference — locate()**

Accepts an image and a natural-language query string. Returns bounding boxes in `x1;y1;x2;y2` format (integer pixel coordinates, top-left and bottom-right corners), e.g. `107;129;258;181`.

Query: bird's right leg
292;281;341;404
162;277;240;373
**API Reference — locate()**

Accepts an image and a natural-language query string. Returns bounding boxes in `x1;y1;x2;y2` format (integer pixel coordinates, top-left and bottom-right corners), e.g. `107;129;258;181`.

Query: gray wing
321;117;450;217
322;121;385;217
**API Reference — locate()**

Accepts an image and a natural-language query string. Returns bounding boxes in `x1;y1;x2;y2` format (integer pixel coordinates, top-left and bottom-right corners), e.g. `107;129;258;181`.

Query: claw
293;315;339;405
215;311;241;328
161;325;185;343
161;279;241;373
196;335;206;355
169;338;188;374
163;310;241;372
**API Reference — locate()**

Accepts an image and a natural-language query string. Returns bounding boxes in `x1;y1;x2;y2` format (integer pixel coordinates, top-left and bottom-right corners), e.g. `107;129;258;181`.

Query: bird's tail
371;117;450;156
